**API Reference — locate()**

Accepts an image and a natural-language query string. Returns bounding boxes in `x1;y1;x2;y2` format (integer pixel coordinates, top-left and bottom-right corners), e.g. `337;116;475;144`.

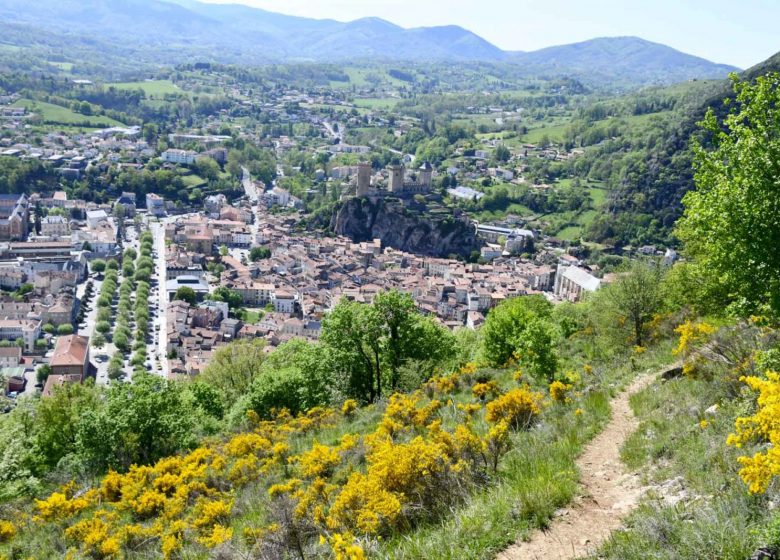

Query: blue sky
200;0;778;68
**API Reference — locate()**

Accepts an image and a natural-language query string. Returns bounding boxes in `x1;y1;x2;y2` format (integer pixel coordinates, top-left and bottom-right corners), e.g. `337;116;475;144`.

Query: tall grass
594;372;771;560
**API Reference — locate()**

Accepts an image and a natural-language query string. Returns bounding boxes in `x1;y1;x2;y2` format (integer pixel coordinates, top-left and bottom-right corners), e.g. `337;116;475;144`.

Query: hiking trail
497;372;658;560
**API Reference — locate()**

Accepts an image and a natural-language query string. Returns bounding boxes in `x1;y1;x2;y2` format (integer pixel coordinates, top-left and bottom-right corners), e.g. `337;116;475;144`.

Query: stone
704;404;719;417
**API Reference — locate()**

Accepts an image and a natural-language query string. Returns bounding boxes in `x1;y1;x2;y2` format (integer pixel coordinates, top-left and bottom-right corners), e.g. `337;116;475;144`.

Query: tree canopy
677;73;780;316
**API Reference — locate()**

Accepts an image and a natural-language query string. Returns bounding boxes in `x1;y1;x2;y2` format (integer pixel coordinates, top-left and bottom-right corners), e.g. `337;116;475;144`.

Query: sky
198;0;778;68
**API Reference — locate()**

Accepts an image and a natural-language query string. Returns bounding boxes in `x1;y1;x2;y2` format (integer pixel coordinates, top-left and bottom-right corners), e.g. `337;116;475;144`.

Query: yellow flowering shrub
0;521;15;542
486;419;510;471
456;403;482;417
225;433;272;458
673;320;717;356
64;515;119;559
228;454;260;485
294;443;342;479
193;499;232;529
197;524;233;548
486;387;544;429
294;477;337;525
321;532;366;560
338;433;360;452
101;471;123;502
327;472;401;535
452;423;487;467
471;381;500;400
34;488;97;522
727;371;780;494
376;392;441;437
341;399;358;417
268;478;303;499
129;490;167;518
549;381;572;404
425;374;457;395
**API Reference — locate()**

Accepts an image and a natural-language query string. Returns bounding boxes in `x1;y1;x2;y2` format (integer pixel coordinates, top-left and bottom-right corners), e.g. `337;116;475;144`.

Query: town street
150;219;169;379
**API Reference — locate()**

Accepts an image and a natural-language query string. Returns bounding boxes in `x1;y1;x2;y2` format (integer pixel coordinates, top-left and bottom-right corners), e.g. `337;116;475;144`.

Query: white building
0;319;41;352
272;291;296;314
554;264;601;302
41;215;70;237
86;210;108;229
161;149;198;165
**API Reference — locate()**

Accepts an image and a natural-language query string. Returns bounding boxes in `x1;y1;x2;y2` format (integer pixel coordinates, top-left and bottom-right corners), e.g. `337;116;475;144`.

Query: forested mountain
0;0;738;84
590;50;780;245
509;36;739;85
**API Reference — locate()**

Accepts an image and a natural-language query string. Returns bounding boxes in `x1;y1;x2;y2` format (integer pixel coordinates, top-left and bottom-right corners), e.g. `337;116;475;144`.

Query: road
241;166;259;202
150;219;169;379
322;120;343;142
77;273;107;385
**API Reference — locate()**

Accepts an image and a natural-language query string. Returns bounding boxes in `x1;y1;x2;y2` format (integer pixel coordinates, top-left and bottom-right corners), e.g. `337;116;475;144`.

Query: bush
481;295;553;367
486;387;544;430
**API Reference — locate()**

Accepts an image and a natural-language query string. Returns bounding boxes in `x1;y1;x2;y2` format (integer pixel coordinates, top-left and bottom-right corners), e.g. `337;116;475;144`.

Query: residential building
146;193;166;217
50;334;90;378
0;346;21;368
161;149;198;165
41;215;70;237
0;319;40;352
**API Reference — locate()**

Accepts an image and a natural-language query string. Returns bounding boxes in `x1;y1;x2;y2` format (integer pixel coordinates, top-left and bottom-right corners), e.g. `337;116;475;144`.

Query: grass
108;80;180;98
238;309;263;324
354;97;399;110
522;123;570;144
11;99;125;127
181;174;207;188
556;226;582;241
377;343;676;559
48;61;74;71
587;185;608;207
589;325;776;560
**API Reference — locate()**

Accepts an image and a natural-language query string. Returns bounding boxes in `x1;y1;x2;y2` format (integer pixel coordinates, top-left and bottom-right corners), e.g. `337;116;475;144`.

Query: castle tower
389;164;405;194
419;161;433;190
356;162;371;197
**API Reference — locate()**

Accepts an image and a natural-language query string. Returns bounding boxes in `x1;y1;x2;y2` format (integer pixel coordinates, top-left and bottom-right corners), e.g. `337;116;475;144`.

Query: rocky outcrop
331;197;482;258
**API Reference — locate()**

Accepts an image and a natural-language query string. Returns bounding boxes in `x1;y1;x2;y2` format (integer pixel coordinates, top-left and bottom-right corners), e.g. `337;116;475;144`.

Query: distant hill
0;0;740;84
510;36;740;85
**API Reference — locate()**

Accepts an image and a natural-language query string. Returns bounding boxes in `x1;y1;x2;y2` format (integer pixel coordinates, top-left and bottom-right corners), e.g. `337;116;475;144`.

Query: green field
48;61;74;71
181;174;207;189
109;80;180;98
522;122;570;144
354;97;399;110
12;99;125;127
556;225;582;241
587;185;608;207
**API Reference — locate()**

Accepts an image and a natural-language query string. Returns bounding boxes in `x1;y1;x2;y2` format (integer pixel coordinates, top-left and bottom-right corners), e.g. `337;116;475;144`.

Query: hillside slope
511;37;739;84
594;49;779;244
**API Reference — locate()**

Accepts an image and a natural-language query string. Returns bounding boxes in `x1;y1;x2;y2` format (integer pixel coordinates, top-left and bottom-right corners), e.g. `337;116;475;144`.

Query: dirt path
497;372;657;560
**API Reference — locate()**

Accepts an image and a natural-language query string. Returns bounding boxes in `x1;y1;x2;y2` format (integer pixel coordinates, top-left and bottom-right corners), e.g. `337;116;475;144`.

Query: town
0;67;685;400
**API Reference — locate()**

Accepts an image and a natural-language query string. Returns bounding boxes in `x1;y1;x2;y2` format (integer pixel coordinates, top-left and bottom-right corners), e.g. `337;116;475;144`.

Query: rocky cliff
331;197;482;258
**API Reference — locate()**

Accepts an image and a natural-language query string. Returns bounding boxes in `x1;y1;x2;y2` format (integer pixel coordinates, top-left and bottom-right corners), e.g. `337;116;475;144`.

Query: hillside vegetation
0;72;778;560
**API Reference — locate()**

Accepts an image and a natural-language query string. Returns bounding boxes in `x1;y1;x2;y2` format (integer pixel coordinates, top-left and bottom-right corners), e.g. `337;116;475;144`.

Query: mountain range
0;0;741;83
